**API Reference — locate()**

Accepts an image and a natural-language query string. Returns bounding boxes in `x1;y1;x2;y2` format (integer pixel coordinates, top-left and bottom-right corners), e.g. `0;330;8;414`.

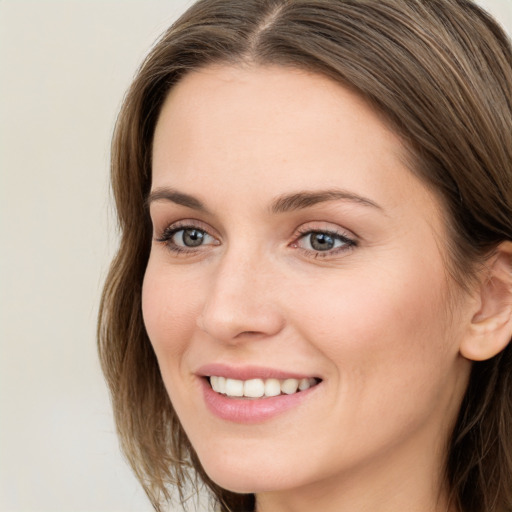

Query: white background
0;1;510;511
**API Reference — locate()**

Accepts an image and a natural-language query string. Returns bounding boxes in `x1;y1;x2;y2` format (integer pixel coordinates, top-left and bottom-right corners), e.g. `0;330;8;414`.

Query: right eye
155;224;219;254
172;228;213;247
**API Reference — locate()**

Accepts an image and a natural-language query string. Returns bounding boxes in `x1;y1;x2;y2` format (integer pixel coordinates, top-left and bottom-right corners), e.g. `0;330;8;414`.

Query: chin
198;448;301;494
206;471;290;495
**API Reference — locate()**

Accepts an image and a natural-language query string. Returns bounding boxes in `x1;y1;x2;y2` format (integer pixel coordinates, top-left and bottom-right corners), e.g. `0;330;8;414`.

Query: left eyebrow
270;189;383;214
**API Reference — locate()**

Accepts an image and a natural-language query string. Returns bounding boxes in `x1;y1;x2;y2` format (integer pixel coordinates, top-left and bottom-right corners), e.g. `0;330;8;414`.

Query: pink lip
196;363;317;381
196;364;321;424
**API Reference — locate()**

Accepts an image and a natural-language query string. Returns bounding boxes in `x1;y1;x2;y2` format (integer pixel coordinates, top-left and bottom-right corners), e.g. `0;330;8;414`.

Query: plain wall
0;1;510;511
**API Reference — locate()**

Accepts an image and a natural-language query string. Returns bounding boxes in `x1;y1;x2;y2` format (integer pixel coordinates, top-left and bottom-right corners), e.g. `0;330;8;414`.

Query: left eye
296;231;354;252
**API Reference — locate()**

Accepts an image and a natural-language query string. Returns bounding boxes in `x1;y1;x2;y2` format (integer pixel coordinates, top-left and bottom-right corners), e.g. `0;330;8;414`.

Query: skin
143;64;477;512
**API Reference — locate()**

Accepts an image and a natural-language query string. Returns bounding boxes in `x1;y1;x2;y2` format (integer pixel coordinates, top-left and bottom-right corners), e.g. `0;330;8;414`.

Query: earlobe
460;242;512;362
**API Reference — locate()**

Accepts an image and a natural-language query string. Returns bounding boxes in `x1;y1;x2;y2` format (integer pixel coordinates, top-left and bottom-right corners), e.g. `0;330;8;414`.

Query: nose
197;250;285;344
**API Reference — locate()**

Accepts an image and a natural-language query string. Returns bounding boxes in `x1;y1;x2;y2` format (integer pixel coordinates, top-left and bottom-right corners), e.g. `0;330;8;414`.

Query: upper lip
196;363;320;381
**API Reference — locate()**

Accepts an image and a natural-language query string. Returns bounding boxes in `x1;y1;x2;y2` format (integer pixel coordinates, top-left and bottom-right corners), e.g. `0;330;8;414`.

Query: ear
460;242;512;361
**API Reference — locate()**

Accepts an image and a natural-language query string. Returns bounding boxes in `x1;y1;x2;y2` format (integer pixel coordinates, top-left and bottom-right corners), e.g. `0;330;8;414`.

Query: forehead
151;64;434;216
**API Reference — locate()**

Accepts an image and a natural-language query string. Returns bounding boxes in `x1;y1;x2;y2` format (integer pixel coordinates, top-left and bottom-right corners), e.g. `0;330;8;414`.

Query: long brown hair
98;1;512;511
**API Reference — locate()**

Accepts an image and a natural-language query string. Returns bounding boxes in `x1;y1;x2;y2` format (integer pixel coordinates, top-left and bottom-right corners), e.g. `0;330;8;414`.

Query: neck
255;429;458;512
256;470;455;512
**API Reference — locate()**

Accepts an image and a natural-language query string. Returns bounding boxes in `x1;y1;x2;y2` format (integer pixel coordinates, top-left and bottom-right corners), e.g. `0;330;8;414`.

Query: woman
98;1;512;511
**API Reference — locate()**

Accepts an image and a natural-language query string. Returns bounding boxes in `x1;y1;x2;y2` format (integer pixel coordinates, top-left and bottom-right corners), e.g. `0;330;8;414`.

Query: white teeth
281;378;299;395
225;378;244;397
210;375;220;392
264;378;281;397
244;379;265;398
210;376;226;393
209;376;318;398
298;378;311;391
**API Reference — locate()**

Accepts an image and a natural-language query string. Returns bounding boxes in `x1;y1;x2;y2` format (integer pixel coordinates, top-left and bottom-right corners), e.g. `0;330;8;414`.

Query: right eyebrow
146;187;209;213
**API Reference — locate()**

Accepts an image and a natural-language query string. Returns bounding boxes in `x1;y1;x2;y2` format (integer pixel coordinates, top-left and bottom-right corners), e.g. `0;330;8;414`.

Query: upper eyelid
293;222;357;240
154;218;218;236
295;225;352;236
293;229;357;247
158;224;213;239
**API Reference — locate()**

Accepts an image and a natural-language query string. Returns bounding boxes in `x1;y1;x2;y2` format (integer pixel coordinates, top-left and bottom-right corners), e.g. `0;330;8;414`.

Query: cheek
279;258;469;473
290;254;460;408
141;260;201;363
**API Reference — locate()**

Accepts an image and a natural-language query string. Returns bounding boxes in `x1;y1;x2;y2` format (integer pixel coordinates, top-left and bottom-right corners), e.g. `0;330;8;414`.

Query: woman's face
143;65;474;503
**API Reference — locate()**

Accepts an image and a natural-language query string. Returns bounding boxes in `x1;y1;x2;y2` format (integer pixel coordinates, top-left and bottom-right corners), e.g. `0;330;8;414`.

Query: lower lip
201;378;319;424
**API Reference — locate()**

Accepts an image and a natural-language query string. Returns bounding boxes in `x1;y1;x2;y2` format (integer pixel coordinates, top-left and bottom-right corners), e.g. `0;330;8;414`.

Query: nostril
235;330;265;339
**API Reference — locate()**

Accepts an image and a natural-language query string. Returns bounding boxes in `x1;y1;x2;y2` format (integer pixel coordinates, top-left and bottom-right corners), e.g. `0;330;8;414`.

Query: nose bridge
198;243;284;342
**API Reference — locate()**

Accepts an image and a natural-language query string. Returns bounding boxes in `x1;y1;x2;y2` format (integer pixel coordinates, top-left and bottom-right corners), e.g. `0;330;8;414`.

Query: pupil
311;232;334;251
183;229;204;247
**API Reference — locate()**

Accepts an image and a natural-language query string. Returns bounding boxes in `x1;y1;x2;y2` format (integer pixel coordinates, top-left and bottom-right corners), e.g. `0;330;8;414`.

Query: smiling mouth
208;376;321;398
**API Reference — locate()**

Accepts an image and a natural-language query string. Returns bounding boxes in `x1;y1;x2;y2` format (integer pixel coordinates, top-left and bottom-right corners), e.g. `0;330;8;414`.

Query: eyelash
154;222;357;258
155;222;218;255
292;227;357;258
